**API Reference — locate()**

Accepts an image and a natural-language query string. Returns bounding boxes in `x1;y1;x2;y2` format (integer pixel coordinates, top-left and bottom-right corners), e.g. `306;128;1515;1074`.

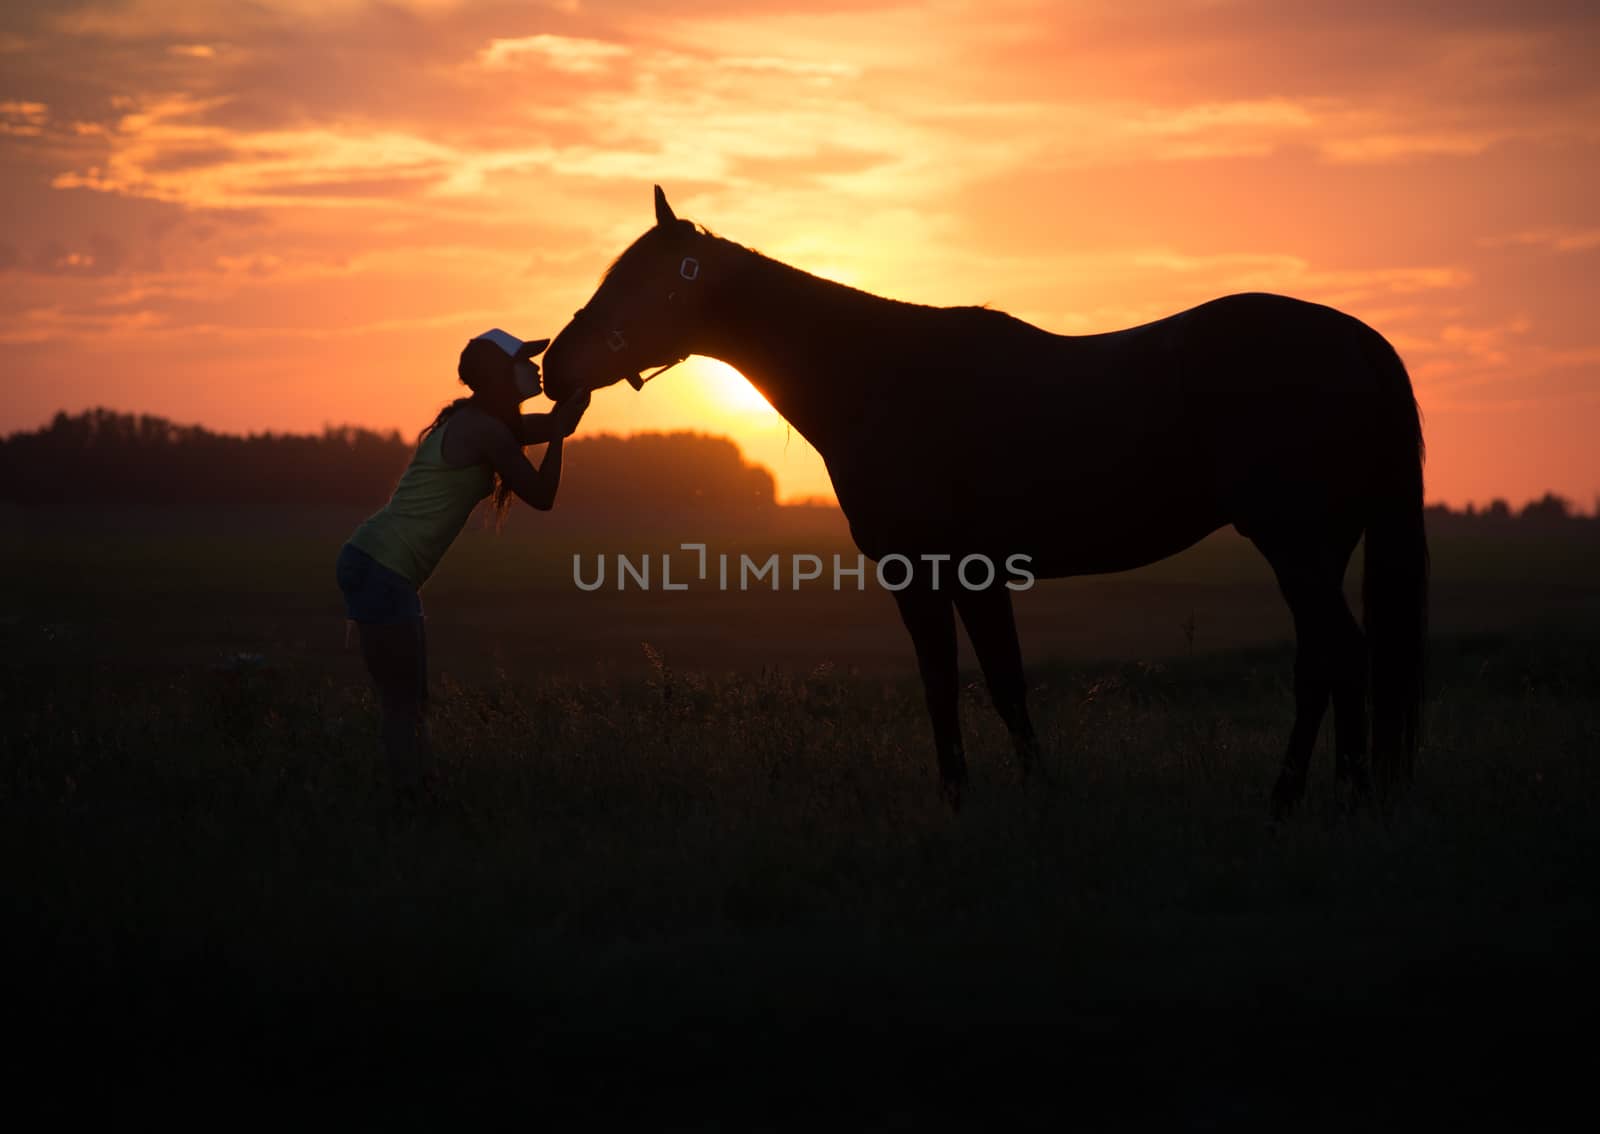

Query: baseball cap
470;328;550;359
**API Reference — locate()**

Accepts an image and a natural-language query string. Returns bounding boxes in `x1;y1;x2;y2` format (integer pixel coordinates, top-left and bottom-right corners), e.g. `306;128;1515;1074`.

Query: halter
573;254;704;391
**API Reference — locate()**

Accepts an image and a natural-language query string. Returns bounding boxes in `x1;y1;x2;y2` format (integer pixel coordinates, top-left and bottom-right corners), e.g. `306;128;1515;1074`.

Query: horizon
2;1;1598;508
5;403;1595;517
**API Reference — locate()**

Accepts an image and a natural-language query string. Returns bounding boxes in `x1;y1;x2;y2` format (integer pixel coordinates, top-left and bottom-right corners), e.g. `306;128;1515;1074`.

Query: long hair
419;348;517;528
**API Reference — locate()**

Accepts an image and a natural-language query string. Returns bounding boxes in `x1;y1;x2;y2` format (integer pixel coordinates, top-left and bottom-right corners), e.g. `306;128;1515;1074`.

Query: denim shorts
336;542;424;624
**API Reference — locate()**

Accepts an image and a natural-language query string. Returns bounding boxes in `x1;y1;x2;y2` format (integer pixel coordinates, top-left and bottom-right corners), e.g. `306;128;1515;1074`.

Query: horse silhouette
544;186;1427;814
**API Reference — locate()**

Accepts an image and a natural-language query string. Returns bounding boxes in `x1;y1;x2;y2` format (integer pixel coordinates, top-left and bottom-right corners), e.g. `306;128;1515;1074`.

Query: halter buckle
679;257;700;281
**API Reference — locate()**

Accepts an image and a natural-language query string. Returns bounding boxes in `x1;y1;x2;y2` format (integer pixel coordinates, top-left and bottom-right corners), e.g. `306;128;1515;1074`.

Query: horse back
829;293;1400;571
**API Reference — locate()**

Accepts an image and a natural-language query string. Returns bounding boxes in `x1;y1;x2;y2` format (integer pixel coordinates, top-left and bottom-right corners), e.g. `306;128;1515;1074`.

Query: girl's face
477;357;535;418
513;359;543;399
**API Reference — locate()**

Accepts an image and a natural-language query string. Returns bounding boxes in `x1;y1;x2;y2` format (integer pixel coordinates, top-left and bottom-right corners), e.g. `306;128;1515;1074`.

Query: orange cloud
478;33;631;74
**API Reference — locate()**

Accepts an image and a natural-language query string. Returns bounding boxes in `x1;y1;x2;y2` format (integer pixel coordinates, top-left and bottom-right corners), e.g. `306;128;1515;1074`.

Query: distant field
7;509;1600;682
3;513;1597;1119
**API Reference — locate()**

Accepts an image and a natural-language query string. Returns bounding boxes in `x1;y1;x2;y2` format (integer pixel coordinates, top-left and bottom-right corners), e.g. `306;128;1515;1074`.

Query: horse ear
654;184;676;227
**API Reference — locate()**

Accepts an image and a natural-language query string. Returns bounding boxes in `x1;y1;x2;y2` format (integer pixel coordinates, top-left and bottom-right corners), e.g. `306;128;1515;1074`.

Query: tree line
1;408;1591;538
0;409;778;521
1423;494;1599;536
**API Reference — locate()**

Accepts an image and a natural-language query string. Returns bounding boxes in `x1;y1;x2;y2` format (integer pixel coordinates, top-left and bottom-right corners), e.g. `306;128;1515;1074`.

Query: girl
335;329;590;797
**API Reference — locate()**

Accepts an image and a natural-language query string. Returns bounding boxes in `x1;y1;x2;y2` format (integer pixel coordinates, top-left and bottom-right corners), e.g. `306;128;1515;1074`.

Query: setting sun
684;357;775;417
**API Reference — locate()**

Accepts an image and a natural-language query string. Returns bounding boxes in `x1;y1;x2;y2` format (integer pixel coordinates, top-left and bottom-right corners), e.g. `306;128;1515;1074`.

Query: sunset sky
2;0;1596;507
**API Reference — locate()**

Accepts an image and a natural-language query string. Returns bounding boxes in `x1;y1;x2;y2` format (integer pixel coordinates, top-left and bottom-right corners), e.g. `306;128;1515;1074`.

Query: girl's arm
515;391;590;445
482;429;565;511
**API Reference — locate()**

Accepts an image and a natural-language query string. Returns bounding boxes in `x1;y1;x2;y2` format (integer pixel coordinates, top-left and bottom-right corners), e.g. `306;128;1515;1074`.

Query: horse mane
599;215;1000;328
599;221;725;285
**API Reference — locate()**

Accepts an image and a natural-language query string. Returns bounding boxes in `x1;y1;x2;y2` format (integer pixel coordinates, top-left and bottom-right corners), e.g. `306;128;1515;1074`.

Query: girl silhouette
336;329;589;798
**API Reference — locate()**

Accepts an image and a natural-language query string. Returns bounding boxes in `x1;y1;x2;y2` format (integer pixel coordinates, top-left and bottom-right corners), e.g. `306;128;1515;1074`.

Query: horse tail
1363;337;1429;798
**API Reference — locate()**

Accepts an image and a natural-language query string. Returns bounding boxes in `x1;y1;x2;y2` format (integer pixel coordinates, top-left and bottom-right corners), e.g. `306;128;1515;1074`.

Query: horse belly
833;409;1224;577
979;360;1224;572
972;454;1228;576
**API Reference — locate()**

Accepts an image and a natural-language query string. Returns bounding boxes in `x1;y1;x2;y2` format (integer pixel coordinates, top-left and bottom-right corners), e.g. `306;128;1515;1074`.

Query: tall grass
4;629;1595;1119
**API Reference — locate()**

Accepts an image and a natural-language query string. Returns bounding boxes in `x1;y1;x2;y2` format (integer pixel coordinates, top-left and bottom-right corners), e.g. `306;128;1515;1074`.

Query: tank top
347;417;494;587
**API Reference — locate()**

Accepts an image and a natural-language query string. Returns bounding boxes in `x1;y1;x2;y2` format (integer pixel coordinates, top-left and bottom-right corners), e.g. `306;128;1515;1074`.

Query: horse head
542;186;711;401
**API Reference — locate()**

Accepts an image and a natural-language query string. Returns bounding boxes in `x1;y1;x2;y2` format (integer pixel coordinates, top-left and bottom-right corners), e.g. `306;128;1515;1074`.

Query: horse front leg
892;585;966;810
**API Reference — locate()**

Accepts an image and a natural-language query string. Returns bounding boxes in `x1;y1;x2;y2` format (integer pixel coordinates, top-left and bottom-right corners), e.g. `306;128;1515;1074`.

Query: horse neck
692;239;908;458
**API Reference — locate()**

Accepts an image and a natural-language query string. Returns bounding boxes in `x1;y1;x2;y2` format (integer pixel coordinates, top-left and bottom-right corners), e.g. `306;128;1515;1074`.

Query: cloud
20;232;127;276
718;56;862;81
0;303;169;345
478;34;630;74
0;100;47;136
1481;228;1600;253
0;298;516;347
1134;99;1317;135
213;252;284;277
1439;316;1534;366
1317;130;1506;163
49;93;462;208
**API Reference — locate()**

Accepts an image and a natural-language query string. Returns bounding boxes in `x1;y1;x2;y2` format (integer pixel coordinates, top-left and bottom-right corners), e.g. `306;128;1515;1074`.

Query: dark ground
3;515;1596;1125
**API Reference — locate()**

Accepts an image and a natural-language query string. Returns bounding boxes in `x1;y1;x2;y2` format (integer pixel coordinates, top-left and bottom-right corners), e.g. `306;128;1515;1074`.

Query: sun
688;357;775;416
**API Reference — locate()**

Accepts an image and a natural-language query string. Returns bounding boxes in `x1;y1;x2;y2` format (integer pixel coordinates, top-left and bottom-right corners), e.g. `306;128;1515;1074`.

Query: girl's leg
357;620;432;797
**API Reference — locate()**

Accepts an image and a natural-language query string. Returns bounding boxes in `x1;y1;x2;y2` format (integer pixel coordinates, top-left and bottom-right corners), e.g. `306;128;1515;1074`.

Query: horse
542;186;1428;815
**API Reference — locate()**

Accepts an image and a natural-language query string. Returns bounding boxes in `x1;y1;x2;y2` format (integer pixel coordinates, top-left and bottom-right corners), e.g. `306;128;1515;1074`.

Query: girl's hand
553;390;591;436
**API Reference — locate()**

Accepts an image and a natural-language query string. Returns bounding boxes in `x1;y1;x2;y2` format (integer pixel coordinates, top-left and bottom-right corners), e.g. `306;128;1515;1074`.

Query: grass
5;621;1596;1123
4;520;1598;1120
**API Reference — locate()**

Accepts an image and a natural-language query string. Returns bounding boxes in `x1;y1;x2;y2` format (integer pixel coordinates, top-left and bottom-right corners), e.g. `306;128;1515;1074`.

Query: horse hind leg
953;585;1041;779
1253;529;1362;817
1327;596;1372;806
